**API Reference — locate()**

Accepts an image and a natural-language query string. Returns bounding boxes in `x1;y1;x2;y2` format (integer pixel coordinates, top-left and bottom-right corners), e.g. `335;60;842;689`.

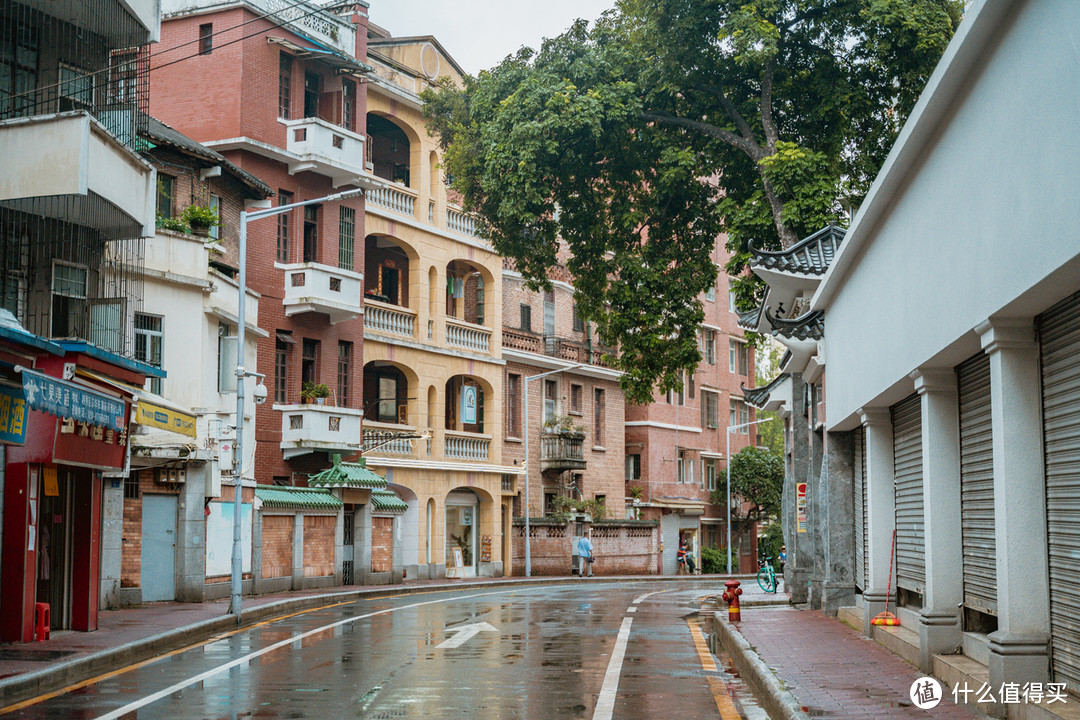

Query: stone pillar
785;373;811;603
809;382;825;610
99;477;124;609
860;407;895;636
175;466;208;602
356;501;374;584
822;430;855;616
334;506;344;585
291;512;304;590
392;514;404;584
911;368;963;672
977;318;1051;706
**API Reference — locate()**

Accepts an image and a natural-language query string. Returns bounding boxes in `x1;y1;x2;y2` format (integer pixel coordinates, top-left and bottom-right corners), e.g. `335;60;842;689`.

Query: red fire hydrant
722;580;743;622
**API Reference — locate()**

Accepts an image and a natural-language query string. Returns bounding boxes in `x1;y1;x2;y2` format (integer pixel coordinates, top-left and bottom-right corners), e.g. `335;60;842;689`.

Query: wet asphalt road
4;581;757;720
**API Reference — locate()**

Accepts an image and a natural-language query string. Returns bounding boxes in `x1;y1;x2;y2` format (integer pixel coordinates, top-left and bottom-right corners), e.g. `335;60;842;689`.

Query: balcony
502;328;542;354
0;112;155;237
446;207;480;237
283;118;367;188
445;431;490;461
500;329;617;368
363;421;418;456
364;300;416;339
446;318;491;353
367;185;416;217
540;432;587;472
276;404;364;460
276;262;363;324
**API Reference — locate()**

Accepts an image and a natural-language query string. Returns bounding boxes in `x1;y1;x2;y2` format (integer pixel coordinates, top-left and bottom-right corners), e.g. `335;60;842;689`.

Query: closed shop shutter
1039;290;1080;692
892;394;924;594
958;352;996;616
854;426;867;592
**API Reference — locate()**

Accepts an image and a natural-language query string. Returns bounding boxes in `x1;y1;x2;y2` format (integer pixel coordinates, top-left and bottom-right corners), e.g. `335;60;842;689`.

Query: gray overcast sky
367;1;618;75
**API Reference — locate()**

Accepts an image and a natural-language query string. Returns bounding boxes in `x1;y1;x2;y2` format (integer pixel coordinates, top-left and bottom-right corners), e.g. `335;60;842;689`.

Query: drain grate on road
0;648;78;661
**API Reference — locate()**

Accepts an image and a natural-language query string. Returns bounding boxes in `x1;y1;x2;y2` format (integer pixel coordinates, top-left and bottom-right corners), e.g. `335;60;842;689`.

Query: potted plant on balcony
180;203;220;238
543;414;585;437
301;382;331;405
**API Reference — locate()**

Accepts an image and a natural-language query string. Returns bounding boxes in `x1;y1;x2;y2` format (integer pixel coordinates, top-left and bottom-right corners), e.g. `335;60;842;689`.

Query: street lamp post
522;363;585;577
726;416;774;575
229;188;365;620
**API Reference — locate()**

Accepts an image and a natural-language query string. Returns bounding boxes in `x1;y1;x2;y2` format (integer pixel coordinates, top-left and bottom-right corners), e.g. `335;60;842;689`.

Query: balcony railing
277;262;363;324
283;117;366;185
445;431;490;461
502;328;542;354
540;432;587;472
367;185;416;216
446;207;479;237
363;423;416;455
500;329;616;368
364;300;416;338
446;318;491;353
276;404;364;459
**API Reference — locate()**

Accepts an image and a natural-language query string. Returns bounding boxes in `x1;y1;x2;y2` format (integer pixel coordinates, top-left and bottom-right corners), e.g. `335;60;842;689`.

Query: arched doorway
445;489;479;577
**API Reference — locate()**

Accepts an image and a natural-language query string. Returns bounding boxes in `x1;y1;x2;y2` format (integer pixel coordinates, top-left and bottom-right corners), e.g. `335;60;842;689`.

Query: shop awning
19;367;126;431
78;370;197;438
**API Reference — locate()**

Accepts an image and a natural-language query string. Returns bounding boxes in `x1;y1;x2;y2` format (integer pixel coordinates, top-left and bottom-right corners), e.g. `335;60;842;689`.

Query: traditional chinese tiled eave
742;372;790;410
764;308;825;341
749;225;845;277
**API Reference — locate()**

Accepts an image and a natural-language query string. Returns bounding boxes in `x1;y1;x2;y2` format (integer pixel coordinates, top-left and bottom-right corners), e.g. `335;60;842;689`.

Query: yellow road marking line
687;619;741;720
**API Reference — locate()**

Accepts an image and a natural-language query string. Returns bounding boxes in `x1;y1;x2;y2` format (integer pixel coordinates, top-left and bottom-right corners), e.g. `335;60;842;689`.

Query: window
301;338;320;385
507;373;521;437
134;313;164;395
706;460;716;491
688;371;695;400
731;398;750;433
198;23;213;55
274;333;291;402
59;64;93;109
0;24;38;115
278;52;292;119
595;494;606;508
625;453;641;481
677;449;686;483
218;323;237;392
519;304;532;331
376;374;398;423
593;388;605;445
157;175;175;218
208;193;221;240
276;190;293;262
273;476;290;487
705;283;715;302
303;204;319;263
729;339;738;373
304;71;320;119
51;261;87;339
705;329;716;365
702;391;719;429
738;342;750;376
543;379;557;425
729;290;737;314
573;304;585;333
338;206;355;270
124;474;140;499
337;341;352;407
544;492;557;515
677;374;684;406
570;384;583;413
343;78;356;131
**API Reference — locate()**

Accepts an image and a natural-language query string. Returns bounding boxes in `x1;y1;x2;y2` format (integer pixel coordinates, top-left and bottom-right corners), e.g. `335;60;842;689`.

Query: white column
977;318;1051;695
859;407;895;636
911;367;962;672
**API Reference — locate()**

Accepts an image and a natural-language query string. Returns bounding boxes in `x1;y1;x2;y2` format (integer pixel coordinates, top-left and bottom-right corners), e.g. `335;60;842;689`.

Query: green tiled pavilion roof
308;456;388;489
254;485;343;510
371;489;408;513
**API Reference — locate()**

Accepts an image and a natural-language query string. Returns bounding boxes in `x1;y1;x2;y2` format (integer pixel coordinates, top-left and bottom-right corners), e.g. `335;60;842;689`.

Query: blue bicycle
757;557;778;593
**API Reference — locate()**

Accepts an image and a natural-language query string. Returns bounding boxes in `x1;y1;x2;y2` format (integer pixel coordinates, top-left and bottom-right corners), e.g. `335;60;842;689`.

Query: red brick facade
371;516;393;573
260;515;293;579
302;515;335;577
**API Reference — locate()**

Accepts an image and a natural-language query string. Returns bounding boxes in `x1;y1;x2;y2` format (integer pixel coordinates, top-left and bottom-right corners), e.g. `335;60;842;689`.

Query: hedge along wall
511;520;659;576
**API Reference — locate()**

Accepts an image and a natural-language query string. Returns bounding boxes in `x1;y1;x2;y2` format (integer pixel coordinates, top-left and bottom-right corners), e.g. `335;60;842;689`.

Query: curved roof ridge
742;372;789;409
763;308;825;341
748;225;845;276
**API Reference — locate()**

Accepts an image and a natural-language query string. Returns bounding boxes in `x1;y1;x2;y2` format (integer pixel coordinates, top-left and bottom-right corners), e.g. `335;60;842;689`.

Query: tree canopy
423;0;962;402
712;445;785;523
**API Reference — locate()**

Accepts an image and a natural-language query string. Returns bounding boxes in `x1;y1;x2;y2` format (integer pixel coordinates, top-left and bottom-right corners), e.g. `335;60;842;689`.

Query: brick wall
261;514;293;579
511;520;658;576
371;516;393;572
302;515;335;577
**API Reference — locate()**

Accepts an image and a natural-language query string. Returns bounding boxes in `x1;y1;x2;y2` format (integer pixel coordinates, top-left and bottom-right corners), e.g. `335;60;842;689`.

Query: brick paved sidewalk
735;607;985;719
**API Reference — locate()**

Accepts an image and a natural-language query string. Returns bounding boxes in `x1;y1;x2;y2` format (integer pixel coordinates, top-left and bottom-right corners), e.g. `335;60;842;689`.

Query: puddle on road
702;631;771;720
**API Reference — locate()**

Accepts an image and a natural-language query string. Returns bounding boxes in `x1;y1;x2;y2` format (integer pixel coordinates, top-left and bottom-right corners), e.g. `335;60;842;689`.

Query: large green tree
711;445;785;523
423;0;962;402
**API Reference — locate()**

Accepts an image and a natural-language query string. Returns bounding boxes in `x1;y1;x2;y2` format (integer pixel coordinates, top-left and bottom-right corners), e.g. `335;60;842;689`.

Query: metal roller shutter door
1039;291;1080;692
892;394;924;594
854;427;867;593
958;352;996;616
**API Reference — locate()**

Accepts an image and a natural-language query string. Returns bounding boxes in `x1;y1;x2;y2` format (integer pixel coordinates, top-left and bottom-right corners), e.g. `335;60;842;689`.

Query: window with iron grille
278;52;292;119
198;24;213;55
134;313;164;395
275;333;291;403
276;190;293;262
124;474;140;499
51;261;87;340
338;206;355;270
337;341;351;407
58;64;93;109
0;23;38;116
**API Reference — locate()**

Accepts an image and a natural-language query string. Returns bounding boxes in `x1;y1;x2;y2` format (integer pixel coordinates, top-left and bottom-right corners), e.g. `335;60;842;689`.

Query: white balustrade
446;208;479;236
364;302;415;337
363;428;414;455
445;433;490;460
367;185;416;216
446;320;491;353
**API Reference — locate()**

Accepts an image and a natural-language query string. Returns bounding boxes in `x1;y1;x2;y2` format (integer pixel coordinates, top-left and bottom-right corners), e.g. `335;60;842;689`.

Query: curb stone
707;610;811;720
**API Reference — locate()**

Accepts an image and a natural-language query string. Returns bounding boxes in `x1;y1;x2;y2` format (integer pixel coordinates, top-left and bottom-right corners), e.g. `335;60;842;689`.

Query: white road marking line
627;606;637;613
592;617;633;720
92;590;514;720
435;621;498;649
632;588;675;604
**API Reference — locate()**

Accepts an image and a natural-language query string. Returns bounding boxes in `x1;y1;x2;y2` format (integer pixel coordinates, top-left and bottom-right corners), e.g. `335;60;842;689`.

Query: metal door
853;427;866;593
958;352;996;616
141;494;177;602
892;394;924;595
342;510;355;585
1040;291;1080;692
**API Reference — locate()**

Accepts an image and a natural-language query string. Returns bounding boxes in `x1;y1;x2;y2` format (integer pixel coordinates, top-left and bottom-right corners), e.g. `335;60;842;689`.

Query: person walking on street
576;532;594;577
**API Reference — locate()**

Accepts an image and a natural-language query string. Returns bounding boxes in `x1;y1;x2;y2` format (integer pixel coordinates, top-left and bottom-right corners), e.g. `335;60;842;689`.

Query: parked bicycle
757;557;778;593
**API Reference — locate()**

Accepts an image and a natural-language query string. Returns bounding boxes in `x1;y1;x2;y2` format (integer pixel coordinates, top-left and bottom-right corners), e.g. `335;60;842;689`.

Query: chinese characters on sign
20;368;126;432
0;384;29;444
953;681;1068;705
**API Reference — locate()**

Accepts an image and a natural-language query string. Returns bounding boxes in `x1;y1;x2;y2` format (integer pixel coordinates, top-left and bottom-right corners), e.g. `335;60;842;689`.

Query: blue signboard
0;384;29;444
460;385;477;425
21;368;126;431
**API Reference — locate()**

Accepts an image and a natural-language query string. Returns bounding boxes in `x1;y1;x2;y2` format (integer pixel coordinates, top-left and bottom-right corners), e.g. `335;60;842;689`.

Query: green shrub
701;546;726;574
156;214;190;233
